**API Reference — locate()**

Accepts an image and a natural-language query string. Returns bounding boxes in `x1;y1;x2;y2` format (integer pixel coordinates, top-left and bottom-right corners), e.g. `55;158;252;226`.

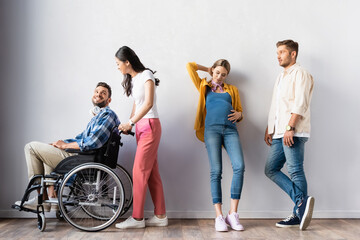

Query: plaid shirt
64;106;120;151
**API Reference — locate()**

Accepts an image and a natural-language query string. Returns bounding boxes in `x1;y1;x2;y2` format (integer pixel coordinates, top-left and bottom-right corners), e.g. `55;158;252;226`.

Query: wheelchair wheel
80;164;132;221
37;212;46;232
114;164;133;215
56;210;63;220
58;163;124;232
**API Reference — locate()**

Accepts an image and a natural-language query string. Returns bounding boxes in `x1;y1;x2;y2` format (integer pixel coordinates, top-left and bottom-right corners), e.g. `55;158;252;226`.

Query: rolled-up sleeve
77;111;117;151
64;132;83;144
291;70;314;116
186;62;202;91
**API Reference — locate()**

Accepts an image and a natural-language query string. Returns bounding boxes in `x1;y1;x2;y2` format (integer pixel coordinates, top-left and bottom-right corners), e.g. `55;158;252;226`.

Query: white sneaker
47;198;59;212
15;197;51;212
51;204;59;211
145;215;168;227
215;215;228;232
115;216;145;229
225;212;244;231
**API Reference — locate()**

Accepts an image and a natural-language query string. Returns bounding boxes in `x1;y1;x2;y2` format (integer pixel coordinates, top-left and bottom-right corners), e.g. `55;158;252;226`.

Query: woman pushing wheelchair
115;46;168;229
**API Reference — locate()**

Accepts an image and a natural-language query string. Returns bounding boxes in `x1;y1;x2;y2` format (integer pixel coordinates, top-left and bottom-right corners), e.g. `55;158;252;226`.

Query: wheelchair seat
53;126;121;174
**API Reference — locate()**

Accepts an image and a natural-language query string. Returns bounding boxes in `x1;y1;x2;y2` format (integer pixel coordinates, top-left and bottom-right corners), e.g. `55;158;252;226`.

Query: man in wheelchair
15;82;120;212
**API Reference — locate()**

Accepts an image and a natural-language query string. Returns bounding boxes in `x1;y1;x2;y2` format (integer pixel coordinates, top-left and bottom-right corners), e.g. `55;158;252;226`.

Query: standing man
264;40;315;230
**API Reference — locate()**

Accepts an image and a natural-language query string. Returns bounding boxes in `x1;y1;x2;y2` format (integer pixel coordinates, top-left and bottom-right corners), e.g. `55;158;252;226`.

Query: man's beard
93;99;107;108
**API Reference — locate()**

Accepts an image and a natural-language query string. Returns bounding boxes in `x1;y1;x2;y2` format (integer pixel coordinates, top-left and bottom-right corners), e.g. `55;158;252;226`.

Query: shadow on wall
303;77;360;210
116;136;137;174
226;70;267;169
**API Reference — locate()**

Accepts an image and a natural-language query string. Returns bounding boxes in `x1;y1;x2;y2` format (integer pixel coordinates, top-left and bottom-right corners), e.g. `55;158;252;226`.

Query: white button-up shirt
268;63;314;137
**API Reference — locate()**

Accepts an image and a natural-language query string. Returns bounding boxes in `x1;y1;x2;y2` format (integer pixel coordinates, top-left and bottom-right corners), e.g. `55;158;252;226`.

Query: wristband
129;119;135;127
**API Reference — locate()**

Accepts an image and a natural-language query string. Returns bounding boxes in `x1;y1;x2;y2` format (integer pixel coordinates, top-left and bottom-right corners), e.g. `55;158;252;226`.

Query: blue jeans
204;125;245;204
264;137;308;214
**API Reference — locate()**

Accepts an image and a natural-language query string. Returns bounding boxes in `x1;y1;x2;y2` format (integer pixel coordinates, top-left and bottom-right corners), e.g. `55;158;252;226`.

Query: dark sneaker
276;214;300;228
296;196;315;230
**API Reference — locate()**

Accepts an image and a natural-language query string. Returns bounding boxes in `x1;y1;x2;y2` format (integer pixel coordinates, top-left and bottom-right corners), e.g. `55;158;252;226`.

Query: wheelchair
12;126;134;232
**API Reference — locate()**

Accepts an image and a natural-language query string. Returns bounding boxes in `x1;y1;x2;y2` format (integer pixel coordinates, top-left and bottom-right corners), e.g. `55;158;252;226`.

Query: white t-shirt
132;70;159;118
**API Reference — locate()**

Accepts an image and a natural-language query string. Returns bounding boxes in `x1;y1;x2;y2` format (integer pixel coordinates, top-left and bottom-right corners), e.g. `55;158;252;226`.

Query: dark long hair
115;46;160;97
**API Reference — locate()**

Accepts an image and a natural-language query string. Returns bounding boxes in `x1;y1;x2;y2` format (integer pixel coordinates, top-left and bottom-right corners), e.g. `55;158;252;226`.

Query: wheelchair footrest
11;204;21;210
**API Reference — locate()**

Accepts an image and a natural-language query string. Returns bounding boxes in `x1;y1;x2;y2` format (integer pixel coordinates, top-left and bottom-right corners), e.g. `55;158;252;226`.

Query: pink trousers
132;118;166;218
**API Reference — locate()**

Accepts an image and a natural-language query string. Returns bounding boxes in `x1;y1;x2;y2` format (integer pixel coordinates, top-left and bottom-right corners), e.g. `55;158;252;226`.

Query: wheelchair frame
12;127;133;232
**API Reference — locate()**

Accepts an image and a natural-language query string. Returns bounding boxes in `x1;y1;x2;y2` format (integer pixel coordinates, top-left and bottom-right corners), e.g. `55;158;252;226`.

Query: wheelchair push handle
116;125;135;136
120;131;135;136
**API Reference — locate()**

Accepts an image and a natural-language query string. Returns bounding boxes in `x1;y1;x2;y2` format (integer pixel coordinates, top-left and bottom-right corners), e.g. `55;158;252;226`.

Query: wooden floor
0;218;359;240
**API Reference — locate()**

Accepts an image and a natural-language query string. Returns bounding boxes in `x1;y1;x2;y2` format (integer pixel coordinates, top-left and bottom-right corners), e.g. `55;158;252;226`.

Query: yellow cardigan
186;62;243;142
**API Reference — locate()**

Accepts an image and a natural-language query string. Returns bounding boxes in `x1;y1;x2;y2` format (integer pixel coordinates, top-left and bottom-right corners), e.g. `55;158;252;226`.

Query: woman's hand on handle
118;122;132;134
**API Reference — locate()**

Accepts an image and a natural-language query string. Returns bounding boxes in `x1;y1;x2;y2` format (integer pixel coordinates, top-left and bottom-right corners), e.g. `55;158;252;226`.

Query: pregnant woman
186;60;245;232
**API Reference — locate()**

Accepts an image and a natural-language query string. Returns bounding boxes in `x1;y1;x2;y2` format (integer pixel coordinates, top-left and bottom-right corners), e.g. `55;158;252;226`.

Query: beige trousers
24;141;75;179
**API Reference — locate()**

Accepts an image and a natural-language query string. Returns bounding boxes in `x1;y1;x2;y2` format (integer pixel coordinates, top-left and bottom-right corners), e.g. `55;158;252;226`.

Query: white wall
1;0;360;218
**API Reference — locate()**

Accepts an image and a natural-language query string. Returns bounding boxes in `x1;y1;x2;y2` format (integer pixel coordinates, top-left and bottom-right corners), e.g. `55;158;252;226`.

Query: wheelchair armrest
65;148;97;155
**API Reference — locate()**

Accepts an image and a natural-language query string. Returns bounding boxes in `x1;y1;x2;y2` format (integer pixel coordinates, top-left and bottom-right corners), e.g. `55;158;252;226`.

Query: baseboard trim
2;209;360;219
